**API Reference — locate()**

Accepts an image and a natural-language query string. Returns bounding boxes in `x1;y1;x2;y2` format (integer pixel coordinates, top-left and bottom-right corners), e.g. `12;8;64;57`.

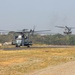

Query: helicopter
55;26;75;35
12;29;32;47
10;28;51;47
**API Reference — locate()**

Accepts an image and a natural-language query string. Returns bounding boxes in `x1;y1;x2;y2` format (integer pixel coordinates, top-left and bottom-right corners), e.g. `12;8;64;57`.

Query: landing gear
16;44;20;47
64;32;72;35
27;45;30;48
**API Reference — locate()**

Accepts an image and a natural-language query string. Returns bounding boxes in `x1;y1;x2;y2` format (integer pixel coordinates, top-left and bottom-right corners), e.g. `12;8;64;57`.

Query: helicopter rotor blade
69;27;75;29
29;25;36;35
34;30;51;33
0;30;10;31
31;30;51;35
55;26;65;28
55;26;75;29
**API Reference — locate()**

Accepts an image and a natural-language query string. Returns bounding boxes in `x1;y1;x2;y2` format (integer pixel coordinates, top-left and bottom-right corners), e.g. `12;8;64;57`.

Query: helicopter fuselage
13;34;32;47
64;27;72;34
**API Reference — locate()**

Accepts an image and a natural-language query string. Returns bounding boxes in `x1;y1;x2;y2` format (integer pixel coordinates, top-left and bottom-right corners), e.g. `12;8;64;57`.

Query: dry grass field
0;46;75;75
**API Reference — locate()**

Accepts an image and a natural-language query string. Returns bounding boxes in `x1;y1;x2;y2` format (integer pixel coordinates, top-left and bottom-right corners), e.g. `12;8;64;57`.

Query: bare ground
24;61;75;75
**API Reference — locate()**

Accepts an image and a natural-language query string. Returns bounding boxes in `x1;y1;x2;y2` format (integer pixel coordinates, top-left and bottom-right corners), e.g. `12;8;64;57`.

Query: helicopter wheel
27;45;30;48
16;45;20;47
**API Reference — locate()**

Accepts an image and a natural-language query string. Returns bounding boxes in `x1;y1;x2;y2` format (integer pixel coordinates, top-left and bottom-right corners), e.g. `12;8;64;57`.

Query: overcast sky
0;0;75;34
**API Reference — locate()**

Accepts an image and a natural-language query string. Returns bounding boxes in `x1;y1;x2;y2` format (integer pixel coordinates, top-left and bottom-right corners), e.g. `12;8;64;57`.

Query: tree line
31;34;75;45
0;33;75;45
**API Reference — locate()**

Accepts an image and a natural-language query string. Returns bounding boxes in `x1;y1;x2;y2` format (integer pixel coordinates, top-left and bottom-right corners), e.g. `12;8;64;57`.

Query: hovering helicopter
55;26;75;35
11;28;51;47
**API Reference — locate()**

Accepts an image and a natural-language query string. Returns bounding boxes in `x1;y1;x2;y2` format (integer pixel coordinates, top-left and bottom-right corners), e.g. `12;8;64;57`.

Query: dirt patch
24;61;75;75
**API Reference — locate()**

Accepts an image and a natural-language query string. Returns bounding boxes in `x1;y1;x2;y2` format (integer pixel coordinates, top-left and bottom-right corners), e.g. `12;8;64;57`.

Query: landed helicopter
12;29;32;47
8;28;51;47
55;26;75;35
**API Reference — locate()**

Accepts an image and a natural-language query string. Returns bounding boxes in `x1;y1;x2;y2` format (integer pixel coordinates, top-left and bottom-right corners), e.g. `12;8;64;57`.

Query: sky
0;0;75;34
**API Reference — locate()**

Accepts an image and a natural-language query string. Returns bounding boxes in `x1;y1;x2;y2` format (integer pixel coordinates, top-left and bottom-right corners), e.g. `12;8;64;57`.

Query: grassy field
0;46;75;75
